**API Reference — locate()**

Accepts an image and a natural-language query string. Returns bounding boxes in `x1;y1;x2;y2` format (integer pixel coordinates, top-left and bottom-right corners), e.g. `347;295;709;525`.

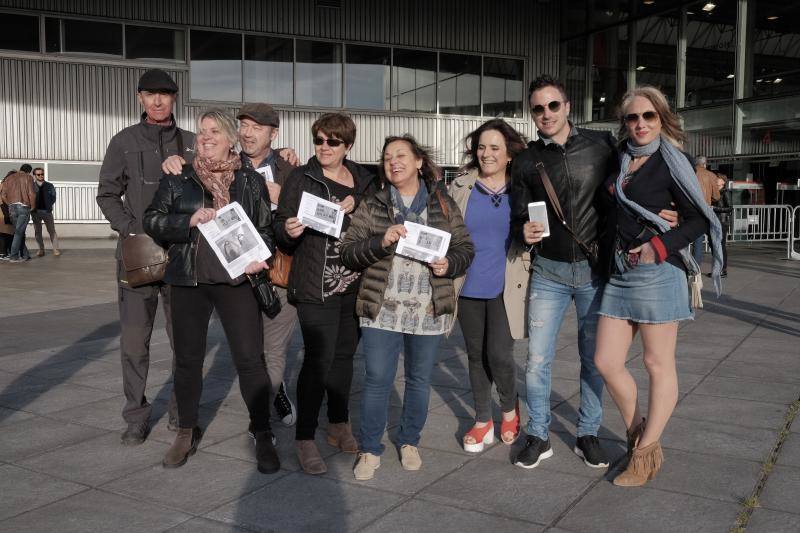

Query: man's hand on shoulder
278;148;300;167
162;155;186;176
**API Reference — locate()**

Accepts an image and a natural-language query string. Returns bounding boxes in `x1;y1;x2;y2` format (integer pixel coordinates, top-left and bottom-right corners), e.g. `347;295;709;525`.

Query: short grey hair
696;155;708;167
196;108;238;149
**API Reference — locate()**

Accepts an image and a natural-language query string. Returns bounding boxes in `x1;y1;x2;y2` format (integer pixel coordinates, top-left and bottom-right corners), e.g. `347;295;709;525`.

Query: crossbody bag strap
534;161;593;254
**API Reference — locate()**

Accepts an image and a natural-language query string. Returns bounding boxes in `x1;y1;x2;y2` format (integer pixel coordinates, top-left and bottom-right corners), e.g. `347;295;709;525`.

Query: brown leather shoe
327;422;358;453
296;440;327;475
613;440;663;487
163;427;202;468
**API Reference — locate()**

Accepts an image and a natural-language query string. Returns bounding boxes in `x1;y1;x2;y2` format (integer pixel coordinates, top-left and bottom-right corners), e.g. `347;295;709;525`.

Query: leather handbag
248;270;282;319
121;234;167;287
268;249;292;288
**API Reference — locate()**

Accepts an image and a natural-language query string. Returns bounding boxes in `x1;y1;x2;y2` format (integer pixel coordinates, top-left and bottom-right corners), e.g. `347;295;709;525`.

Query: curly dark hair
378;135;441;185
528;74;569;103
461;119;527;172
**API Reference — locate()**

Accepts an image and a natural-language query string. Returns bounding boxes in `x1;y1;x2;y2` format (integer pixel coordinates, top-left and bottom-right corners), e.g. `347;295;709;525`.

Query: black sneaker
121;421;150;445
248;422;277;445
514;435;553;469
255;430;281;474
574;435;609;468
167;415;179;432
273;381;297;427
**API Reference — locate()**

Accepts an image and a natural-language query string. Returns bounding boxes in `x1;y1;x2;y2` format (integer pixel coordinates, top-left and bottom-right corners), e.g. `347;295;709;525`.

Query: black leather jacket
510;127;618;265
143;165;274;287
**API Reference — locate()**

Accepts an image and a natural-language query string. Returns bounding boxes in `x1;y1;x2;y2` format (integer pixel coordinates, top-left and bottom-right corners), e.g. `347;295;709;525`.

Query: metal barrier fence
52;182;106;223
790;205;800;260
729;204;795;259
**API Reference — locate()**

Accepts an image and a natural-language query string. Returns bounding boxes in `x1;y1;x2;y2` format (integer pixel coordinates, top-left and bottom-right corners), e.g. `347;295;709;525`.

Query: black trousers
295;291;359;440
457;295;518;422
171;283;272;432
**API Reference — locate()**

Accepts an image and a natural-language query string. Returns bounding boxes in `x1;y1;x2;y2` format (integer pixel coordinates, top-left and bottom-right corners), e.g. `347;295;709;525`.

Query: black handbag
247;271;281;319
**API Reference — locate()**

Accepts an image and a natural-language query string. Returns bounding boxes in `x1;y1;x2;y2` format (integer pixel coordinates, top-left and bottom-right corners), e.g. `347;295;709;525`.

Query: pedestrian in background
31;167;61;257
0;163;35;263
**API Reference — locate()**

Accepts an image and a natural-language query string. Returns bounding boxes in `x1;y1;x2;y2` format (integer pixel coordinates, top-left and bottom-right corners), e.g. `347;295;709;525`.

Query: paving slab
166;517;246;532
556;484;741;533
662;414;777;463
747;508;800;533
690;375;800;405
0;416;106;462
0;464;87;521
206;472;405;532
672;393;788;431
757;464;800;515
17;432;165;486
102;451;283;516
0;489;190;533
361;498;542;532
777;432;800;467
419;458;593;525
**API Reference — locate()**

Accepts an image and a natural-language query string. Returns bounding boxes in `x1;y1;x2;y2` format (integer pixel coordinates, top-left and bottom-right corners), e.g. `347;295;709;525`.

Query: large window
296;40;342;108
482;57;524;118
684;1;736;107
438;53;481;116
563;38;588;123
125;26;185;62
592;26;629;121
190;30;242;102
244;35;293;105
392;48;436;113
60;19;122;56
751;1;800;98
682;105;733;158
345;45;390;110
0;13;39;52
740;95;800;155
634;11;679;105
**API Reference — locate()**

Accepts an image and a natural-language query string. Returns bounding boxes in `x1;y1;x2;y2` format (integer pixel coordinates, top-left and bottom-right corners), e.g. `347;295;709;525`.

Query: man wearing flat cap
97;68;193;445
163;102;300;431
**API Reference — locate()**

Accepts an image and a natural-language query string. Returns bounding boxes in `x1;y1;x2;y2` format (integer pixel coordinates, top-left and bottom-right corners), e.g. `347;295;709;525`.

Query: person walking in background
691;155;718;266
0;163;36;263
711;173;731;277
449;119;530;452
593;86;722;487
97;69;194;445
341;135;474;480
273;113;376;475
0;171;17;258
144;109;279;474
31;167;60;257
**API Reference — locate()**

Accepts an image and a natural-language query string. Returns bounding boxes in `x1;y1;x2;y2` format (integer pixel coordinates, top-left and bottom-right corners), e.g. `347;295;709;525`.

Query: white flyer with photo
297;191;345;239
527;201;551;237
395;221;451;263
197;201;272;280
254;165;278;210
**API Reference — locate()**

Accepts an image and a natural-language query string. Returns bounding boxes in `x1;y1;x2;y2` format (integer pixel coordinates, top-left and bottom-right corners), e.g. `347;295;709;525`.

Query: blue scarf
391;178;428;224
614;136;724;295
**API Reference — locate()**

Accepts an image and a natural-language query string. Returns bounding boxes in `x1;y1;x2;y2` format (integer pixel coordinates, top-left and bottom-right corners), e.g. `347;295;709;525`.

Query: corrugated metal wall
0;0;557;167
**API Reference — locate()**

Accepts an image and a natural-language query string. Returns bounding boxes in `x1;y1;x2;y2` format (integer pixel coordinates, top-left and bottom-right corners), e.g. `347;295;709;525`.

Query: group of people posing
97;69;722;487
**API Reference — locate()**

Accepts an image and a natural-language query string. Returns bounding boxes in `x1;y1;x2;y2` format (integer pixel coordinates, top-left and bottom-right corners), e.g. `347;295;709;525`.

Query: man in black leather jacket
509;75;617;470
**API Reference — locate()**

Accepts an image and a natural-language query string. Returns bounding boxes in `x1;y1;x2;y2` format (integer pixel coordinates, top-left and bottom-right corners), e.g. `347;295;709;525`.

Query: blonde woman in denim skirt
594;86;723;487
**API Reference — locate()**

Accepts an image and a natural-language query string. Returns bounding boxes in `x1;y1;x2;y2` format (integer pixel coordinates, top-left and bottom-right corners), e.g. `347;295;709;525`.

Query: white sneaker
273;381;297;426
353;452;380;480
399;444;422;471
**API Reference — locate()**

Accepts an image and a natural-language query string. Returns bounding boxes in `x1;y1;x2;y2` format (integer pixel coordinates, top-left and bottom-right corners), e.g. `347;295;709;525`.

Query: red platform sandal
463;422;495;453
501;403;520;444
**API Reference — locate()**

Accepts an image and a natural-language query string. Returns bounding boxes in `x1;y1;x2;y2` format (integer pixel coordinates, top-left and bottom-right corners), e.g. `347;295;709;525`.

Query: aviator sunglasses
313;136;345;147
624;111;659;124
531;100;563;116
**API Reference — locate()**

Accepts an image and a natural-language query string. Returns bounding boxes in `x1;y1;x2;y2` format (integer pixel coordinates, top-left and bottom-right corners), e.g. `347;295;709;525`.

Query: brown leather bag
121;234;167;287
269;249;292;288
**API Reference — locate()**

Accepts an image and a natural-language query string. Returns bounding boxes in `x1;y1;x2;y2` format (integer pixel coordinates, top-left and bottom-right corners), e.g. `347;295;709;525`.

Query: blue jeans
359;327;442;456
692;235;704;266
525;256;604;440
9;204;31;259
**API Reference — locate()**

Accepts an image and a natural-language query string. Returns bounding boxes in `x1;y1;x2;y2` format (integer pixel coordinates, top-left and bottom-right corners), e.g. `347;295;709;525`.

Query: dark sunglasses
313;137;344;147
531;100;563;116
33;173;44;177
624;111;659;124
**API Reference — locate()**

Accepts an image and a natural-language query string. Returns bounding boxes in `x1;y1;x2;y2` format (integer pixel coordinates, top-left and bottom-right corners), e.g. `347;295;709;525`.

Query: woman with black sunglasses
273;112;377;475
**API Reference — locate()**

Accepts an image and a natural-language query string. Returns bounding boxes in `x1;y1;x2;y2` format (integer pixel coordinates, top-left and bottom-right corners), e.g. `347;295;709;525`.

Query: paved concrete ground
1;241;798;532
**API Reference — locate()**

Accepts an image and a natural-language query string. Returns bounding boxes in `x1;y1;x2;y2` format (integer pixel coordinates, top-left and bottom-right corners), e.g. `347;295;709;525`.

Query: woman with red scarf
144;109;279;475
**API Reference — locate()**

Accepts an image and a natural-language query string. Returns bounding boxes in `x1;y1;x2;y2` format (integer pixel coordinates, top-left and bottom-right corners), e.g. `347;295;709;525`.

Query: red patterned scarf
192;153;242;209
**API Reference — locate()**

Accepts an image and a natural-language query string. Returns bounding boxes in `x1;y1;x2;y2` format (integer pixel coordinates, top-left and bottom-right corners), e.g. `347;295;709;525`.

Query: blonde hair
618;86;685;149
196;108;239;149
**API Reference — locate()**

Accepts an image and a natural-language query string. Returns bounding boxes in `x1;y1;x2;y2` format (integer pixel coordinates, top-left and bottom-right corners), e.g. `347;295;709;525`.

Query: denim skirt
599;261;693;324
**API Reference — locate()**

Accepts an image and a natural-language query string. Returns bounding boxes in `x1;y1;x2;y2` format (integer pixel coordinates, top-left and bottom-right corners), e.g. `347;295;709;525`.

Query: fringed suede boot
626;418;646;459
613;440;663;487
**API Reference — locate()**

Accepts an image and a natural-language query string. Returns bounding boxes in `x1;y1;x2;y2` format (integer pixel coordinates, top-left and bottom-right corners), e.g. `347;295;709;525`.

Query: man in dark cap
97;68;193;445
162;102;300;432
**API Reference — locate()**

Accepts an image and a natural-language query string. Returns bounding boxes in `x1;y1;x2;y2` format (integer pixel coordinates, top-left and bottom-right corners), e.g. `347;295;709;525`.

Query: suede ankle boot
626;418;647;459
163;427;202;468
613;440;663;487
327;422;358;453
255;430;280;474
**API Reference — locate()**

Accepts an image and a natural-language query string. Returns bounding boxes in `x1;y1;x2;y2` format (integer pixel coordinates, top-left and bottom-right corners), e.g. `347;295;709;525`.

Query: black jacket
510;127;618;266
273;156;377;304
143;165;274;287
35;181;57;212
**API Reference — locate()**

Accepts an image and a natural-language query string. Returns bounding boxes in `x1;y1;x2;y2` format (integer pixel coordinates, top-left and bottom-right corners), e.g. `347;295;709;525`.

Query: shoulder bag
121;234;167;287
